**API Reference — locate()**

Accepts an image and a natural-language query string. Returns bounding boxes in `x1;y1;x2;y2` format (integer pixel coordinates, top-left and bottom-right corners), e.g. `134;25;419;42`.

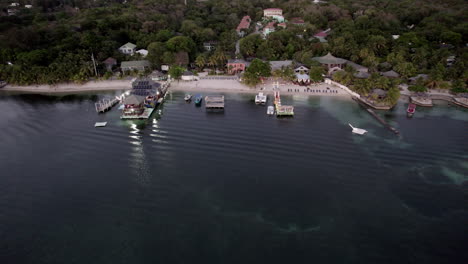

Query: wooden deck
120;107;155;119
205;95;224;109
95;98;119;113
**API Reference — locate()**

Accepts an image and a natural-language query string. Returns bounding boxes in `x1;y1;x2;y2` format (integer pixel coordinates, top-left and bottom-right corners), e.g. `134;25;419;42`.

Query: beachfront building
122;95;145;116
236;16;251;37
312;53;347;74
103;57;117;72
294;65;309;74
227;59;249;74
181;71;196;81
119;42;137;55
295;73;311;85
270;60;293;72
149;70;166;81
121;60;151;73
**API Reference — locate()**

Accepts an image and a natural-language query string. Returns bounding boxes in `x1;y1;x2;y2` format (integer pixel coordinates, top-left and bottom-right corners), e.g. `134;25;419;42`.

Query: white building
119;42;137;55
263;8;282;17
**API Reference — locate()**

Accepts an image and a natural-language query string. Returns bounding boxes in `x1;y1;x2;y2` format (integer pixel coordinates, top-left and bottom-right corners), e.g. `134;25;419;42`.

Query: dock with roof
205;95;225;109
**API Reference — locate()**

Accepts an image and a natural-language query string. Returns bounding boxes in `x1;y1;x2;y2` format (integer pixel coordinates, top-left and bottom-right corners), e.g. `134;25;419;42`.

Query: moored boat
267;106;274;115
255;92;267;105
194;94;202;106
0;80;6;88
349;124;367;135
407;103;416;117
184;94;192;101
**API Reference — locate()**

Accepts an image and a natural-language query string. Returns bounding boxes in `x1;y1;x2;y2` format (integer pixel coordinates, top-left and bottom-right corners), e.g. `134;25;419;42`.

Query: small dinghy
349;123;367;135
184;94;192;101
95;122;107;127
407;103;416;117
267;106;274;115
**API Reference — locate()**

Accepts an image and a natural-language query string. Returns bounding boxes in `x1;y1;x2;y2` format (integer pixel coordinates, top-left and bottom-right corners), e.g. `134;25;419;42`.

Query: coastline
1;78;351;97
1;79;133;94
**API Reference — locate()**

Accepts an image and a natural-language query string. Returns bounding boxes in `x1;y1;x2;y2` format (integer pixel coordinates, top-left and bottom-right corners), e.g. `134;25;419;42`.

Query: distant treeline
0;0;466;93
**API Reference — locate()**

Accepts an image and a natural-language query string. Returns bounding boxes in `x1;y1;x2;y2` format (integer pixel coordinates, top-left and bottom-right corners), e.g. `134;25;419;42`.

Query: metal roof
312;53;347;65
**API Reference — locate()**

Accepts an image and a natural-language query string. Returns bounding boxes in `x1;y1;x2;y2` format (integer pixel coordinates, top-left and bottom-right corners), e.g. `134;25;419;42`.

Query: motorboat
184;94;192;101
194;94;202;106
267;106;274;115
407;103;416;117
255;92;267;105
349;124;367;135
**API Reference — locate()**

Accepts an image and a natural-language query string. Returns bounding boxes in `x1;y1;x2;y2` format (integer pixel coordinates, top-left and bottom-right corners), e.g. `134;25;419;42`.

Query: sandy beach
163;79;348;96
1;80;134;93
1;78;350;97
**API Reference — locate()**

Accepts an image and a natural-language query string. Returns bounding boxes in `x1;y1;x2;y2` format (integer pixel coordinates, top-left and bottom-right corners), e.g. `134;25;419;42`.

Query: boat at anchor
349;124;367;135
407;103;416;117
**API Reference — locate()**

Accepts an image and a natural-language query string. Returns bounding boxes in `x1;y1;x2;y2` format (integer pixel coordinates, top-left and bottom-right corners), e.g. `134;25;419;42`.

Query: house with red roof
263;22;276;37
290;18;305;26
313;29;331;43
236;16;251;37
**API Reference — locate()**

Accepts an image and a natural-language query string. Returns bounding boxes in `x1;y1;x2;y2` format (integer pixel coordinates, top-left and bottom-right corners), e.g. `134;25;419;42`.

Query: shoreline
2;79;466;108
1;79;351;97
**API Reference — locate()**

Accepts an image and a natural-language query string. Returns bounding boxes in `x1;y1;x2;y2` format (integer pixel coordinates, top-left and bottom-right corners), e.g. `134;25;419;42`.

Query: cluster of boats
184;94;203;106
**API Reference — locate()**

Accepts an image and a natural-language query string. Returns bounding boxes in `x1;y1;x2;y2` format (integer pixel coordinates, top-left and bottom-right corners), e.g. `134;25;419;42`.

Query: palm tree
195;55;206;71
208;55;218;72
214;51;227;71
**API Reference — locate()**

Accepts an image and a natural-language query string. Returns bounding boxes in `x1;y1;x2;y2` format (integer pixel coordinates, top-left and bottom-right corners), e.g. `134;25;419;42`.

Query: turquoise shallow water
0;91;467;263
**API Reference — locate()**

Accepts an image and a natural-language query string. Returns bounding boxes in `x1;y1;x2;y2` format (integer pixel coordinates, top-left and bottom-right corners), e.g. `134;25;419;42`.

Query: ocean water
0;91;466;264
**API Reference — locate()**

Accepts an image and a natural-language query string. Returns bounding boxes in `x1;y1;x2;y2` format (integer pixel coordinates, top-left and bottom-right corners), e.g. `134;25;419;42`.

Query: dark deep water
0;91;467;264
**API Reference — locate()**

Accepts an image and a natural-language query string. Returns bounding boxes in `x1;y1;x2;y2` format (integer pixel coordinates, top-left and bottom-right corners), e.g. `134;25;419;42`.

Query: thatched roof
381;70;400;78
354;71;370;79
312;52;347;65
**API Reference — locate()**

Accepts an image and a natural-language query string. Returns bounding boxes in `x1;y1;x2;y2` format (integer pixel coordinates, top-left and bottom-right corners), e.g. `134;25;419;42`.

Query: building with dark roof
121;60;151;73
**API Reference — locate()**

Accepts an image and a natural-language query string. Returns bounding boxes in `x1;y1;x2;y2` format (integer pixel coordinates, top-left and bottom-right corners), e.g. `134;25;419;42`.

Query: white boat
267;106;275;115
349;124;367;135
94;122;107;127
255;92;267;105
184;94;192;101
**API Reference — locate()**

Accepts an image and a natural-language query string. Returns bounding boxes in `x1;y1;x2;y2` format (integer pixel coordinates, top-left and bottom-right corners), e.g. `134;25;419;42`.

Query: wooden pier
95;98;119;113
205;95;225;109
274;91;294;116
353;97;399;134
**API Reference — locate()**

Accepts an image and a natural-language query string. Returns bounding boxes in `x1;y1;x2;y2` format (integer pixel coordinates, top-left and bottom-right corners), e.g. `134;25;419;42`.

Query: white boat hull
349;124;367;135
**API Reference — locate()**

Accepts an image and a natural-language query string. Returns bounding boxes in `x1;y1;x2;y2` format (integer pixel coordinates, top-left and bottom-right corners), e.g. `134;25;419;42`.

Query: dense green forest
0;0;466;93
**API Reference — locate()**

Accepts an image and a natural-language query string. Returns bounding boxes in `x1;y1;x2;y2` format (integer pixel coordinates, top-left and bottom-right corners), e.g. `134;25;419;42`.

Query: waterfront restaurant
312;53;347;74
122;95;145;116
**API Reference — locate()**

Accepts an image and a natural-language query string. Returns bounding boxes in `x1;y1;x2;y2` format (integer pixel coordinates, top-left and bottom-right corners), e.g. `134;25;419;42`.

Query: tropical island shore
1;78;349;96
